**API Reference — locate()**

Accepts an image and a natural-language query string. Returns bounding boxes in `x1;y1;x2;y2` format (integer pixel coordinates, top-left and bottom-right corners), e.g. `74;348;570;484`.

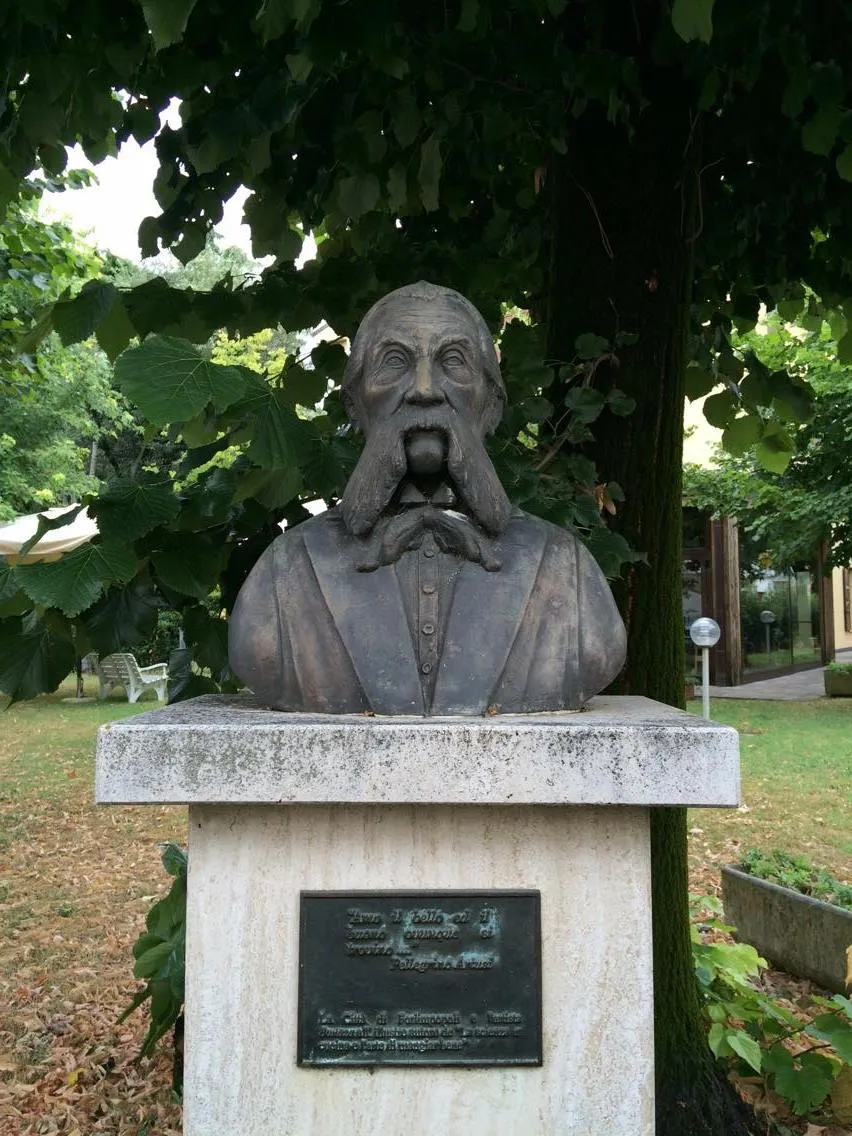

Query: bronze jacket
228;509;626;716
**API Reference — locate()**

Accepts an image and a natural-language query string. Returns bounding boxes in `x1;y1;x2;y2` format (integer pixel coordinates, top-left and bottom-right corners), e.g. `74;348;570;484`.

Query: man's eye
380;349;408;369
441;350;466;368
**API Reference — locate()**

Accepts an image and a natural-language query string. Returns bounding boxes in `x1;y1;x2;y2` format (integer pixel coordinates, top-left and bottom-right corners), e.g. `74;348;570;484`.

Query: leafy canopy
685;313;852;571
2;0;852;705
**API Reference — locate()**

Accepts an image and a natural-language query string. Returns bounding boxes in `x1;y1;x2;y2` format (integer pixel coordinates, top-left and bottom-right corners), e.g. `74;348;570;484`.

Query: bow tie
397;482;457;508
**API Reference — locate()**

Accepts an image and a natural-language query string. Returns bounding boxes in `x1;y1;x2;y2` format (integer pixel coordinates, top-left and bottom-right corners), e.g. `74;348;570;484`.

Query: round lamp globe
689;617;721;648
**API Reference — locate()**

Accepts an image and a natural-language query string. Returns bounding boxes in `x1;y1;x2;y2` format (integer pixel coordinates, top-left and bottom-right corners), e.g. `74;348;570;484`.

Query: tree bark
543;88;759;1135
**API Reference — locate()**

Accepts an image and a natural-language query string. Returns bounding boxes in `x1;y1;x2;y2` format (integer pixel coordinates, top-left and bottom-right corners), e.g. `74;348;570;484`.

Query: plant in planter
825;661;852;697
692;895;852;1120
722;849;852;993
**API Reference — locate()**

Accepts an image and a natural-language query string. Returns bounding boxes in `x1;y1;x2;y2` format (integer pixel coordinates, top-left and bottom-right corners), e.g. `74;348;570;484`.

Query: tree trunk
544;89;759;1135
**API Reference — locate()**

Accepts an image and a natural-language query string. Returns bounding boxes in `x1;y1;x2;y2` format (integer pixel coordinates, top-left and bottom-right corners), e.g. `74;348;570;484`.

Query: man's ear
481;389;505;435
340;386;362;432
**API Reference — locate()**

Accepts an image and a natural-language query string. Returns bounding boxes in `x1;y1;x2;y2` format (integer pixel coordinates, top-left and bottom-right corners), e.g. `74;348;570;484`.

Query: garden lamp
689;617;721;720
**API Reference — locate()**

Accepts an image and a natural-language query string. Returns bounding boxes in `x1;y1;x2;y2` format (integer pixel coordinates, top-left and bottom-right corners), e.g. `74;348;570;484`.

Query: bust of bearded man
228;282;626;715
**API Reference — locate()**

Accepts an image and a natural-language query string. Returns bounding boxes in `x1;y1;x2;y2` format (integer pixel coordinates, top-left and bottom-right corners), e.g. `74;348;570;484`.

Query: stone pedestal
96;694;739;1136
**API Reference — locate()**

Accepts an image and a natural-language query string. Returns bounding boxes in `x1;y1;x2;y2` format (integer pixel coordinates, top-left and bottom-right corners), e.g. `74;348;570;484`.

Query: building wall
832;567;852;650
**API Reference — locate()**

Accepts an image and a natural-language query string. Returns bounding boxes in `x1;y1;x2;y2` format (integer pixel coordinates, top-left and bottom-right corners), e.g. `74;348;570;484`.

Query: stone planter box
722;865;852;993
824;669;852;697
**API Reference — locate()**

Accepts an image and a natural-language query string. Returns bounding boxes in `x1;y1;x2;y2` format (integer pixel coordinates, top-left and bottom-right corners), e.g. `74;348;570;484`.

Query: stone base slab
185;803;654;1136
96;694;739;807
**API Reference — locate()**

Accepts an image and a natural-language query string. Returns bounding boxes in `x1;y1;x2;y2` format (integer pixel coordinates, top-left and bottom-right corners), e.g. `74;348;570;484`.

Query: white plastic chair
96;653;168;703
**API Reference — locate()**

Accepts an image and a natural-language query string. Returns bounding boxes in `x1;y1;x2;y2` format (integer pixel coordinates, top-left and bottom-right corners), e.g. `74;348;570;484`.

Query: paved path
707;648;852;701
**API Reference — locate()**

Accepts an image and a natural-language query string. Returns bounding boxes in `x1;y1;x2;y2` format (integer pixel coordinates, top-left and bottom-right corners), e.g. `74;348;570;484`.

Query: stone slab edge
95;694;739;808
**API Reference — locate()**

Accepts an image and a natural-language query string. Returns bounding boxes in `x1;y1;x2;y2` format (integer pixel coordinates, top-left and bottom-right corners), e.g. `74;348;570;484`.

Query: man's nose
405;357;445;405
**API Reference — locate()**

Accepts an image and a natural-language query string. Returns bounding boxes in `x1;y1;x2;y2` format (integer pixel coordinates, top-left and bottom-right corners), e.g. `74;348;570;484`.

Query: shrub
692;894;852;1118
120;841;186;1091
739;849;852;911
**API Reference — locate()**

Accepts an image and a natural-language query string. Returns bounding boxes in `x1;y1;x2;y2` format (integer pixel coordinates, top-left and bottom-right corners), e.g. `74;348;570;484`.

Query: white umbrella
0;505;100;700
0;504;98;564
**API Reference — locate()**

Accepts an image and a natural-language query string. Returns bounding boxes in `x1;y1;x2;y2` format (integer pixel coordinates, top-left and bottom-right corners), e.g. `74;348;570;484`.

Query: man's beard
339;407;512;570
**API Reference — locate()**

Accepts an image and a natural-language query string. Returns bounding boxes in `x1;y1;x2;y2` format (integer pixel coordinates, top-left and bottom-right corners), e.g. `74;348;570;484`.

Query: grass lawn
0;684;849;1134
687;698;852;885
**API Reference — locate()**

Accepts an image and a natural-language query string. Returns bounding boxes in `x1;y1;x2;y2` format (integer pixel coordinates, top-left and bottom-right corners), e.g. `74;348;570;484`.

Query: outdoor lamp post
689;616;721;720
759;609;776;657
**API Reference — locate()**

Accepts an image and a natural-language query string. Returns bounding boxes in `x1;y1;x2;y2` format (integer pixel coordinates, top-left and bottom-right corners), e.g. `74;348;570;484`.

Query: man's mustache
339;407;512;538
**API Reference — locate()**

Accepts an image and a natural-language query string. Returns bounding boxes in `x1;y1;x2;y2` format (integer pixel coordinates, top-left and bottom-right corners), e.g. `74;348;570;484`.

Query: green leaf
280;364;329;408
167;646;221;702
837;330;852;363
114;335;247;426
285;52;313;82
161;842;188;878
671;0;715;43
255;0;319;40
183;606;230;682
703;390;737;429
0;565;29;617
0;613;76;702
134;940;175;979
18;306;55;355
772;376;814;423
234;467;303;510
337;174;380;218
802;105;843;156
763;1041;794;1075
606;389;636;417
52;280;120;345
755;437;793;474
773;1052;837;1115
716;351;744;380
685;365;715;400
387;164;409;213
457;0;479;31
707;1021;729;1057
14;542;139;618
781;69;809;120
418;134;442;213
173;223;206;265
151;537;223;601
574;332;610;359
93;476;181;542
721;415;761;456
82;576;160;656
807;1013;852;1062
95;295;137;361
393;88;421;148
138;0;199;50
726;1029;762;1073
132;932;165;960
836;144;852;182
564;386;607;424
249;391;312;468
811;62;845;107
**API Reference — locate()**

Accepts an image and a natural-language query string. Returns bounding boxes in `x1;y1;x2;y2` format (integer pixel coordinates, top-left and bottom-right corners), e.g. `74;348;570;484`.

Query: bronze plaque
297;890;542;1067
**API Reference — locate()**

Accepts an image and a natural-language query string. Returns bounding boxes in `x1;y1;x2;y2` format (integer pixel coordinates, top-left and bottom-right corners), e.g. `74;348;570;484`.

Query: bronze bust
229;282;626;715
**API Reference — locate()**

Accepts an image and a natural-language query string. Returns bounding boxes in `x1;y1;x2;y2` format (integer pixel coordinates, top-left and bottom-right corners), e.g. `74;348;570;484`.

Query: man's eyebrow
371;335;416;355
430;333;475;352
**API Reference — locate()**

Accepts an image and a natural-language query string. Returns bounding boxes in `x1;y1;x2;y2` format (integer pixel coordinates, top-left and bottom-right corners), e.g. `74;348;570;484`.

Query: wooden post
818;541;835;664
709;518;742;687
